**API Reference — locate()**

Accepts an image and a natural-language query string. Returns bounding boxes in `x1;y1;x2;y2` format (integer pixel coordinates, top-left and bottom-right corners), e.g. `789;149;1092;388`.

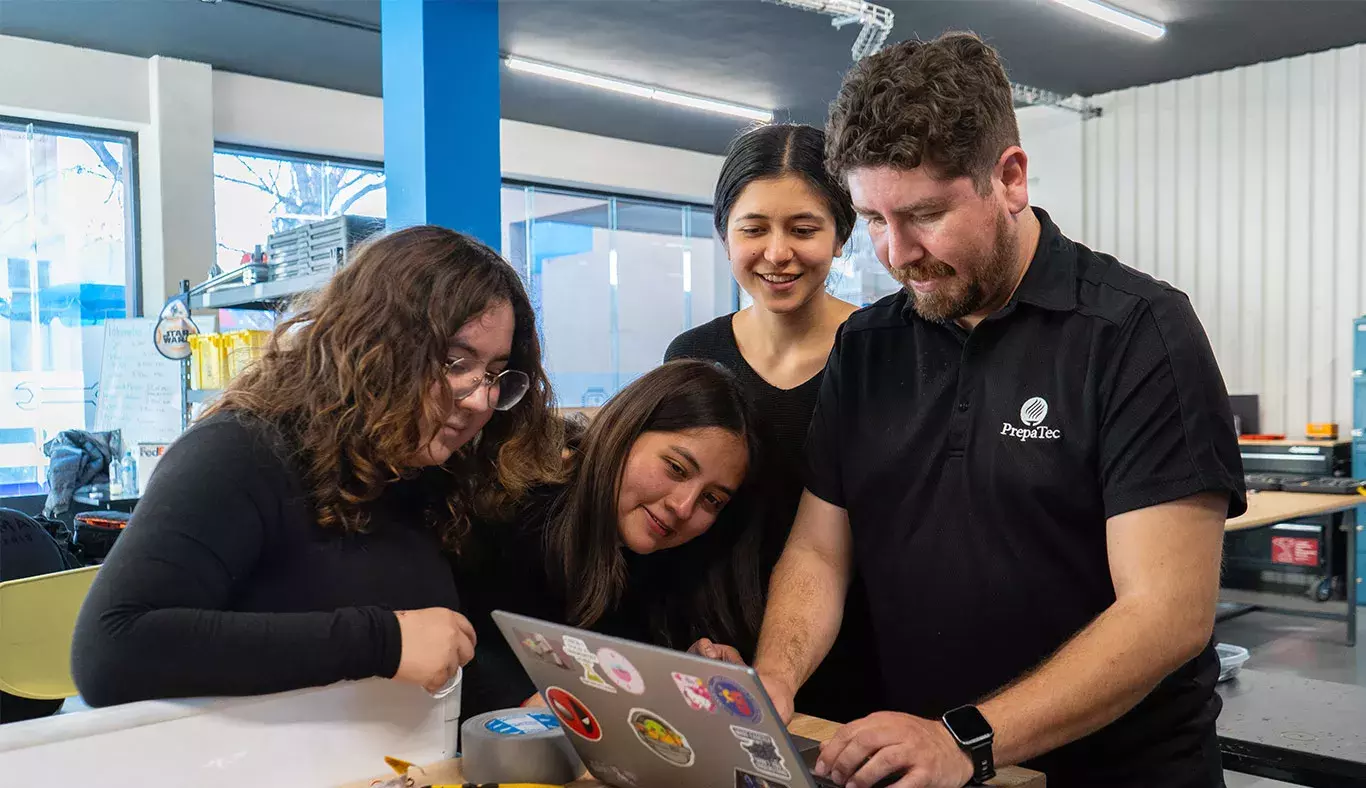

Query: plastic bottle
108;454;124;497
121;451;138;497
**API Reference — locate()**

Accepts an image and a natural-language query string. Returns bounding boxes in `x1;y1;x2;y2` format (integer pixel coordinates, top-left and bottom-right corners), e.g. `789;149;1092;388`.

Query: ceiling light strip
505;57;772;122
1045;0;1166;40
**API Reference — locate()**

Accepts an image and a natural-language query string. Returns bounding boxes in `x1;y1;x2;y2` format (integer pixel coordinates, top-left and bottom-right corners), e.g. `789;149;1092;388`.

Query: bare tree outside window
213;150;386;275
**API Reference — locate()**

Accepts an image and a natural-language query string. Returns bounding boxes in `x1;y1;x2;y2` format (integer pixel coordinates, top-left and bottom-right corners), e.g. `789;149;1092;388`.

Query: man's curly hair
826;32;1019;193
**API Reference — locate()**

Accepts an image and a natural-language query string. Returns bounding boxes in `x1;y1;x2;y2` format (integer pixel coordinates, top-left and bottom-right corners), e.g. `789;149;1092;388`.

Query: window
213;155;736;409
828;217;901;306
0;118;138;494
501;184;731;407
213;147;385;273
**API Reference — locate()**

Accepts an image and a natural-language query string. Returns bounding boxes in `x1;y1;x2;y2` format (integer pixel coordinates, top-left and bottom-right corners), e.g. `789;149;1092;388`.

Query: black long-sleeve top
71;411;461;707
457;486;700;718
665;314;882;723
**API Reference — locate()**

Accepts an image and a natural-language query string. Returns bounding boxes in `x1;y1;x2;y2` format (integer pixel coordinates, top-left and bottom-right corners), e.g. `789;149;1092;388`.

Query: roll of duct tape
460;708;583;784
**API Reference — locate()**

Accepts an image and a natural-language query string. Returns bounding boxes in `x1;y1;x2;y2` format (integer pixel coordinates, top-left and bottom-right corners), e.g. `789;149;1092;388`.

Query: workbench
340;714;1046;787
1218;669;1366;787
1219;491;1360;646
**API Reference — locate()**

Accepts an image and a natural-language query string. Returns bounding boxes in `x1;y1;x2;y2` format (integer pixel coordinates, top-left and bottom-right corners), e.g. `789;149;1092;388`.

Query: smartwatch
941;705;995;785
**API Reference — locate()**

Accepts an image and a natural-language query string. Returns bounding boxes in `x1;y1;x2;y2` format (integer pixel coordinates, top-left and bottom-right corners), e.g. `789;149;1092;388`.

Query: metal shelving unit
187;270;334;311
179;216;383;429
1352;317;1366;604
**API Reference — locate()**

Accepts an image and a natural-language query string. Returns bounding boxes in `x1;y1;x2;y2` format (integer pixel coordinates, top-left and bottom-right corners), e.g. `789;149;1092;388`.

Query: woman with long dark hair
459;360;765;716
665;123;880;722
72;226;565;705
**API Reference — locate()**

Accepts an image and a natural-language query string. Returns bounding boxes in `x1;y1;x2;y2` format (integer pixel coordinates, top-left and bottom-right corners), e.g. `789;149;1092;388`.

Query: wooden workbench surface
341;713;1045;787
1225;491;1361;532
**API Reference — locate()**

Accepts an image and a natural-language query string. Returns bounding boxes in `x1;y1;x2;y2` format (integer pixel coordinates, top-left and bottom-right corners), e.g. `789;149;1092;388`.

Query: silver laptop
492;610;879;788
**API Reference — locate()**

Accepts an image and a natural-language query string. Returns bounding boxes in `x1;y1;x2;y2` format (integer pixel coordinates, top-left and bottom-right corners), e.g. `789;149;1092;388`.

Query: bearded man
752;32;1246;788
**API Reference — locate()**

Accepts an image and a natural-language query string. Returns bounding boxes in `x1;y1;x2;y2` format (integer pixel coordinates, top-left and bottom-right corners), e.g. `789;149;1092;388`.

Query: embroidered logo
1020;397;1048;426
1002;396;1061;442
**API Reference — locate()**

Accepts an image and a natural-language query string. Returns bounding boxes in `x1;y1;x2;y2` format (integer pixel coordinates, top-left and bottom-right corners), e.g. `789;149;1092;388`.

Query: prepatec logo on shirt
1001;396;1062;442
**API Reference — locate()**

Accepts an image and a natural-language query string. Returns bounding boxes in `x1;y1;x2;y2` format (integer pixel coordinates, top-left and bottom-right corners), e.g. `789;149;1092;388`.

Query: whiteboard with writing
94;318;185;453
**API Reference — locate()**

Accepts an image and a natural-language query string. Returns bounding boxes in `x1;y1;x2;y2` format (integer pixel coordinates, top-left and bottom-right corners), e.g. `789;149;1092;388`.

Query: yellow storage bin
189;332;227;391
224;329;270;382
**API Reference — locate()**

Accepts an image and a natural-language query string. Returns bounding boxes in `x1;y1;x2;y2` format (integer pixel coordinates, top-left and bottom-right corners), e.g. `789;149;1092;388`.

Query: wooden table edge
1225;491;1361;532
340;713;1043;787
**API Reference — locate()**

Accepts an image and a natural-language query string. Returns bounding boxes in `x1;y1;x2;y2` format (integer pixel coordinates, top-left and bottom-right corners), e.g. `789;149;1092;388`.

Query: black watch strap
966;740;995;785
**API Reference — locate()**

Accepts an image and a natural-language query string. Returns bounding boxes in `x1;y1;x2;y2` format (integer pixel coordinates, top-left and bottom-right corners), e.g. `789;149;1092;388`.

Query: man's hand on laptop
815;712;972;788
688;637;746;665
521;692;547;708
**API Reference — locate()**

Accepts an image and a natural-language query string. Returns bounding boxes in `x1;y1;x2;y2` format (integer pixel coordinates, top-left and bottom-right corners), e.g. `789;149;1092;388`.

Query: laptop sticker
483;711;560;736
597;646;646;694
672;672;716;712
710;676;763;723
730;726;791;781
514;629;572;670
562;634;617;693
587;759;641;788
628;708;695;767
735;769;790;788
545;686;603;742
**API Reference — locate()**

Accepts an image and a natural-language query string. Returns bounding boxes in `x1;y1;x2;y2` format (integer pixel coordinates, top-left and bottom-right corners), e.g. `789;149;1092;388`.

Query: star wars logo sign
153;295;198;360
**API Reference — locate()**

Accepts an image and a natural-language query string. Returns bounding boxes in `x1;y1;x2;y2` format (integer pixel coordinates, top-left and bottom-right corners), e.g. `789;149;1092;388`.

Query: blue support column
381;0;501;245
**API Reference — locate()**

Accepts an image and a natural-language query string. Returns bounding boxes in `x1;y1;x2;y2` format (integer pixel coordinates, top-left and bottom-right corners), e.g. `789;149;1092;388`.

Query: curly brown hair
825;32;1019;193
206;225;565;549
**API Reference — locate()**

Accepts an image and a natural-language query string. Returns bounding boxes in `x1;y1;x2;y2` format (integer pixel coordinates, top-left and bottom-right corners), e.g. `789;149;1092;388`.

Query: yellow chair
0;565;99;700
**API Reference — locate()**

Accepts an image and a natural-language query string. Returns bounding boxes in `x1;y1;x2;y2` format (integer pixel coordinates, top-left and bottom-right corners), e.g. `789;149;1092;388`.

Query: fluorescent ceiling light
1045;0;1165;40
505;56;772;122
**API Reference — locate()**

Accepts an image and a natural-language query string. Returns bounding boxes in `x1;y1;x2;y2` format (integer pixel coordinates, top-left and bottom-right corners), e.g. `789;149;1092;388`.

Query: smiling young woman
71;226;564;706
457;360;767;716
664;123;880;723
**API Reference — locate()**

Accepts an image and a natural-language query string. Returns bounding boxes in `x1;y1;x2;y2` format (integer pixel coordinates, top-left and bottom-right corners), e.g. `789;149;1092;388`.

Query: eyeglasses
443;357;530;411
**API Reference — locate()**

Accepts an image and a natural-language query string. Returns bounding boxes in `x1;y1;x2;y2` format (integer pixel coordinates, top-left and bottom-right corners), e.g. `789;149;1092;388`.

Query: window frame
213;143;384;174
502;179;736;311
0;114;143;318
0;115;143;497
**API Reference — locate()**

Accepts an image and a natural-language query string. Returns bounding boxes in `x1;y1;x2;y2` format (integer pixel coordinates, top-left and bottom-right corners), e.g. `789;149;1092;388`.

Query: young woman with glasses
72;226;564;706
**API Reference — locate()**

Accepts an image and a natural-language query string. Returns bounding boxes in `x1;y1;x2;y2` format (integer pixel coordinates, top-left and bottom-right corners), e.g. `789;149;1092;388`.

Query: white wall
143;57;217;309
1017;105;1084;239
0;35;724;312
212;72;385;163
212;71;723;204
1077;43;1366;435
0;35;148;129
1016;43;1366;435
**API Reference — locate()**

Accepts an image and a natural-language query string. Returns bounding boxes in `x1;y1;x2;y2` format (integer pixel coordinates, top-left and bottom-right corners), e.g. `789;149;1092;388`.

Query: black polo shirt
805;208;1246;787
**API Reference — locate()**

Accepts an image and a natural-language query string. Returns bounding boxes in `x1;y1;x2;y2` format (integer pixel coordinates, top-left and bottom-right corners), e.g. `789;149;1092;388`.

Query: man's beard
894;214;1017;322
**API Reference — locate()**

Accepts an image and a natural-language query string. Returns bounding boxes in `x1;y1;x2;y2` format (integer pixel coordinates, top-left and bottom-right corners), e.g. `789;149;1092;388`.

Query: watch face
943;706;993;746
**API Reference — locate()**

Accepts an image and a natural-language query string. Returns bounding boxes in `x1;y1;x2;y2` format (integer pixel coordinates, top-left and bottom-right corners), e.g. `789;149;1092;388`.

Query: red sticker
545;686;603;742
1271;536;1319;567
